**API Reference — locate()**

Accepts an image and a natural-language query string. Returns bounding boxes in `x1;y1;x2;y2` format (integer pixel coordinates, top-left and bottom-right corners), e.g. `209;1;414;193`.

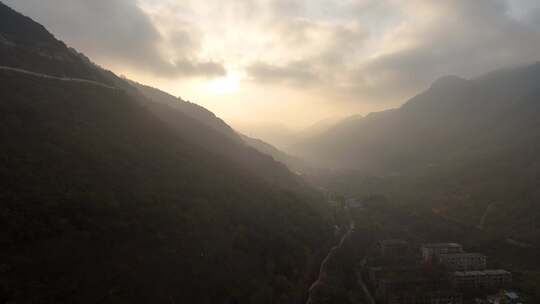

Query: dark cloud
4;0;225;78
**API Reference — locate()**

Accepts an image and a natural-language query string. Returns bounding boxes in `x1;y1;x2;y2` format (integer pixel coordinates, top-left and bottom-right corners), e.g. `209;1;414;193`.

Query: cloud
175;60;226;77
4;0;225;78
231;0;540;109
247;61;319;86
345;0;540;103
5;0;540;117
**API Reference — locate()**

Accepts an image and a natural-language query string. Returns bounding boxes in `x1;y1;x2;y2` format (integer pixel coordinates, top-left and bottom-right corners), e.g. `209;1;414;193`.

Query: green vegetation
0;70;332;303
0;3;337;302
298;63;540;247
300;64;540;303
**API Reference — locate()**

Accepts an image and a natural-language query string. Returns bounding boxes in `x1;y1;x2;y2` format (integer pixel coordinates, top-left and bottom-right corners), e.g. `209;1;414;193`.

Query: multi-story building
387;291;463;304
421;243;463;262
438;253;486;271
451;270;512;290
380;239;409;257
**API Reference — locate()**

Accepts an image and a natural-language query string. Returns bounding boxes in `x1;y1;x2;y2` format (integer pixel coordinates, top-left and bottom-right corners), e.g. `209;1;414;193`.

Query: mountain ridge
297;61;540;245
294;62;540;170
0;3;332;303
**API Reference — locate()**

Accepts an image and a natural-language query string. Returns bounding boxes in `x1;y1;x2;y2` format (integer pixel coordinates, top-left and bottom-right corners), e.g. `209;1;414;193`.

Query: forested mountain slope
0;2;331;303
130;81;318;180
129;82;313;190
299;63;540;244
131;81;240;141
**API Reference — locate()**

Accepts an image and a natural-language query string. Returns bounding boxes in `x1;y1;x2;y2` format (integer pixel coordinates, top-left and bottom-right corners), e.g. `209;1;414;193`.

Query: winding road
0;65;116;90
477;202;495;230
306;220;355;304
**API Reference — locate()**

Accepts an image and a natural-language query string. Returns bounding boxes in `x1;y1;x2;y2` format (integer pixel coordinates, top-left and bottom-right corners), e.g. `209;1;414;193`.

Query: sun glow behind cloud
6;0;540;132
134;0;540;130
205;72;242;95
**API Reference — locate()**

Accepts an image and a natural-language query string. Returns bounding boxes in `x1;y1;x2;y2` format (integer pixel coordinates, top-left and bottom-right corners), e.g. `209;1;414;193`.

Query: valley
2;1;540;303
304;189;540;303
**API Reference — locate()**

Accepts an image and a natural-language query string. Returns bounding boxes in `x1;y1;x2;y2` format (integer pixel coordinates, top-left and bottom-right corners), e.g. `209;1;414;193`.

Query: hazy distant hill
0;2;331;303
241;134;316;174
298;62;540;243
295;63;540;173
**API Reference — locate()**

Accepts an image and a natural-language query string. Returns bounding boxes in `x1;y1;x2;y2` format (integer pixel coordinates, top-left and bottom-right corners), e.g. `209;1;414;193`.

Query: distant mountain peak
430;75;468;90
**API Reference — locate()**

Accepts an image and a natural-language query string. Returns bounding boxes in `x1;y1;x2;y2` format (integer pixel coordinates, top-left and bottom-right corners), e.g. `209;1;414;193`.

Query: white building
438;253;486;271
452;270;512;290
421;243;463;262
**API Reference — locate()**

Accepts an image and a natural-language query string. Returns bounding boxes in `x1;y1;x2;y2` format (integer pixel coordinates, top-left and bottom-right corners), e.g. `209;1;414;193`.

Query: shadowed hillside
0;3;333;303
129;81;313;190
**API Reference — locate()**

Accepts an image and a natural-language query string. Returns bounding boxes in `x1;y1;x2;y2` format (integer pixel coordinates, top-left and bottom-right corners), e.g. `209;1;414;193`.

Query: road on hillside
477;202;495;230
305;198;378;304
306;220;354;303
0;65;116;89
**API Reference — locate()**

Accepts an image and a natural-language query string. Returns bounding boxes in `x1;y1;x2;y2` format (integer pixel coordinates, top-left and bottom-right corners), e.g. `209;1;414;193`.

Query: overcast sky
5;0;540;131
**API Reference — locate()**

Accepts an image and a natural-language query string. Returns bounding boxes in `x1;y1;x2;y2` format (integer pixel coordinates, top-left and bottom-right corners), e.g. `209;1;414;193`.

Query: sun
206;72;241;94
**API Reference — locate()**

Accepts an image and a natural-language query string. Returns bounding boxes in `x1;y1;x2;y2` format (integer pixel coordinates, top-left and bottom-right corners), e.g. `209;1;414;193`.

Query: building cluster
421;243;511;292
361;240;513;304
452;270;512;291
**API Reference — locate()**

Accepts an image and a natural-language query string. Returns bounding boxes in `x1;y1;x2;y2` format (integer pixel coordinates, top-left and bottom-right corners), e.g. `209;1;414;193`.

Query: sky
5;0;540;133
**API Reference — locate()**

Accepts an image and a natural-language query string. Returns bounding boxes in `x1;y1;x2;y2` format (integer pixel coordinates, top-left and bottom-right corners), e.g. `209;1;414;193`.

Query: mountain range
294;62;540;245
3;0;540;302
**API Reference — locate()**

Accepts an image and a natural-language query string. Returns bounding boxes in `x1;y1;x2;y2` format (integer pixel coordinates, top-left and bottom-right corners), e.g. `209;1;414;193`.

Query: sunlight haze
7;0;540;132
3;1;540;302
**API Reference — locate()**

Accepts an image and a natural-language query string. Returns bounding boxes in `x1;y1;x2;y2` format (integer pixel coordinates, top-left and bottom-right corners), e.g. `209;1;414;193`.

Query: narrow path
305;212;354;304
477;202;494;230
357;258;375;304
0;65;116;90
